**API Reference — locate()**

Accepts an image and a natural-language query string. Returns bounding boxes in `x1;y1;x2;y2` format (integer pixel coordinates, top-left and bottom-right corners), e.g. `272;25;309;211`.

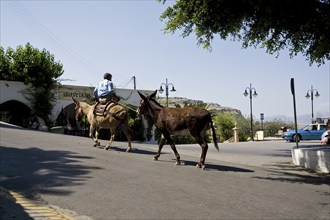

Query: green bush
213;112;236;142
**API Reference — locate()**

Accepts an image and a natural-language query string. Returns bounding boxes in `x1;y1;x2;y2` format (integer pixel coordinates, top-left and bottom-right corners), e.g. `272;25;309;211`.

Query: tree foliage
213;112;236;142
213;113;294;142
160;0;330;65
0;43;64;124
254;118;294;137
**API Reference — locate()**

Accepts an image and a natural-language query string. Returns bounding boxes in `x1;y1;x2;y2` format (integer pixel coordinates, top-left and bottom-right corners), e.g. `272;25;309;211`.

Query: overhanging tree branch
160;0;330;65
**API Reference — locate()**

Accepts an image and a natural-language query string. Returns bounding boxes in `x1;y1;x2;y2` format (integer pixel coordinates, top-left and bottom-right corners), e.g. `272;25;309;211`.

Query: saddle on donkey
93;94;121;116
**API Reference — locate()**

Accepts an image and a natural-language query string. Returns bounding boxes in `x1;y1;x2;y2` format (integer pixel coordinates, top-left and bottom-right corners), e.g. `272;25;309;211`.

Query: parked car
282;123;327;142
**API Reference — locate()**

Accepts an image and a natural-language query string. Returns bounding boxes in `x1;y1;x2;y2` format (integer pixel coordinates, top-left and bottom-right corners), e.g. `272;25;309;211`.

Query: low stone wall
291;146;330;174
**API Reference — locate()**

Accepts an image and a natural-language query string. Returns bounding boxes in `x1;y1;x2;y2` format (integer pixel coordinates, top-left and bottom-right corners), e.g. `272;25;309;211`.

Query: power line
5;1;105;78
4;1;137;88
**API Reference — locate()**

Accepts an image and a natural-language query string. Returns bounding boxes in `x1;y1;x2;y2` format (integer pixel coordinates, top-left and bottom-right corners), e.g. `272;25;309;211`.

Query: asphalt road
0;125;329;219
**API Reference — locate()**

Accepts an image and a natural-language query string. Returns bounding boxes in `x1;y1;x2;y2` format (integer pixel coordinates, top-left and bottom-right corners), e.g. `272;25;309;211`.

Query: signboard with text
57;85;94;101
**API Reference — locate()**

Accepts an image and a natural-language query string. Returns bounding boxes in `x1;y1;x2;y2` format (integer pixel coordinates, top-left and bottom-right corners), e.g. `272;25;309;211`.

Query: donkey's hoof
175;161;181;165
196;164;206;170
126;148;132;152
153;157;158;161
104;146;110;150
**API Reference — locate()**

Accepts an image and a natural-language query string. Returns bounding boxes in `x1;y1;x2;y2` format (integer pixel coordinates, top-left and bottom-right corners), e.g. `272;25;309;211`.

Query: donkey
72;98;133;152
137;90;219;169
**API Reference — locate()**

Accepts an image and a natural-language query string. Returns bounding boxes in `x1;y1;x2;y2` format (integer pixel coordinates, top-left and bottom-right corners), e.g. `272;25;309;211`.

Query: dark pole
291;78;299;148
311;85;314;119
249;83;254;141
159;78;176;107
133;76;136;90
260;113;264;131
244;83;257;141
305;85;320;123
165;78;169;107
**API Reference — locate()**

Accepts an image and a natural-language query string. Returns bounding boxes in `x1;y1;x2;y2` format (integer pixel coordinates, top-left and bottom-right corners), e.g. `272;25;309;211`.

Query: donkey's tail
209;116;219;151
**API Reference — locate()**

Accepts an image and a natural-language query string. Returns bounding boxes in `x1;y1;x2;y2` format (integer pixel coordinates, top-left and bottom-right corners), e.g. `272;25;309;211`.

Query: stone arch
0;100;31;127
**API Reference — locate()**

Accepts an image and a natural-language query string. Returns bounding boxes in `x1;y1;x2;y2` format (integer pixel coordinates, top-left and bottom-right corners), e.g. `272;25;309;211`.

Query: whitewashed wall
1;80;153;121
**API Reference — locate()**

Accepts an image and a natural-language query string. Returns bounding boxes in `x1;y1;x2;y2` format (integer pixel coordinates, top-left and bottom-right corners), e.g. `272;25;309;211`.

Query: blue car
282;123;327;142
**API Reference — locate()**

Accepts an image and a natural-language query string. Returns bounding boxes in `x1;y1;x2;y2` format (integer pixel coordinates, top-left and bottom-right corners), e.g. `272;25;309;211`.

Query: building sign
57;85;94;101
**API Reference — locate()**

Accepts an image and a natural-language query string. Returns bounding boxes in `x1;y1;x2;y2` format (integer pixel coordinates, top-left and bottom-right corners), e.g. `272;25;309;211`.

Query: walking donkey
137;90;219;169
72;98;133;152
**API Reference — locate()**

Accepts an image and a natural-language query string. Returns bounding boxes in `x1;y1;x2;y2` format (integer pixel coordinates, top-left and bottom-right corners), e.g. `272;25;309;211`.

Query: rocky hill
157;97;328;124
157;97;242;116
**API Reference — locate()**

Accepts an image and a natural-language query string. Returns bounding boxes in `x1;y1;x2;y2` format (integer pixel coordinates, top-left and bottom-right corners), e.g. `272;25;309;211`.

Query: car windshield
301;124;327;131
302;125;318;131
302;125;311;130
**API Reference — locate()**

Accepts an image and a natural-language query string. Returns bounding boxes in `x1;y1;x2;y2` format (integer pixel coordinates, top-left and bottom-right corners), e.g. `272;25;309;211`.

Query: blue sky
1;1;329;120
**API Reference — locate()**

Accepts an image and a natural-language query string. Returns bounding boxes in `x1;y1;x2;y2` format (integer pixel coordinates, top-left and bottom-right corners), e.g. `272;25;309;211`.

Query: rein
117;102;138;112
105;108;125;121
102;102;138;121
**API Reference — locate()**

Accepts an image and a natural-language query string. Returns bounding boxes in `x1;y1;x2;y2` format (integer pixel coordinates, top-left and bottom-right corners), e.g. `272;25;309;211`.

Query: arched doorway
0;100;31;127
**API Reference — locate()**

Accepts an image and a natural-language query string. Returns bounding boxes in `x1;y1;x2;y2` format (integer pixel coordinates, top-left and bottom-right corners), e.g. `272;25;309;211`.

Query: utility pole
132;76;136;90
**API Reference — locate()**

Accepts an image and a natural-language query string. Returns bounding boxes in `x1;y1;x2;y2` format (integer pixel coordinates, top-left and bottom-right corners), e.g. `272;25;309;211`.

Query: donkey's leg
154;134;166;161
105;128;115;150
192;135;209;169
89;125;94;138
93;128;100;147
168;140;181;165
159;133;181;165
89;125;98;147
120;124;133;152
199;142;208;169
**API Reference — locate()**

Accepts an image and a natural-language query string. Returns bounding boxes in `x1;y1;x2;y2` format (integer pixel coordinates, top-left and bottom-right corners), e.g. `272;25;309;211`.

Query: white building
0;80;153;127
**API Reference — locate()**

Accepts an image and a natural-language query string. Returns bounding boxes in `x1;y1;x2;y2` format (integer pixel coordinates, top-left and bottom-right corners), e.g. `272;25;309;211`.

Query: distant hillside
157;97;329;126
266;112;329;126
157;97;242;116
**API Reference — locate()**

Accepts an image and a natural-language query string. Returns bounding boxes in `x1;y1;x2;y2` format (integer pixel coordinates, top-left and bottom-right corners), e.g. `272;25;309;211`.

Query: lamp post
159;78;176;107
243;83;258;141
305;85;320;121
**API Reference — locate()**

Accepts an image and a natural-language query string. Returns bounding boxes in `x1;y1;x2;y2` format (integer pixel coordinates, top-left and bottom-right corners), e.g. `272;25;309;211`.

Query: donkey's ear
72;97;79;104
137;91;147;101
149;90;158;99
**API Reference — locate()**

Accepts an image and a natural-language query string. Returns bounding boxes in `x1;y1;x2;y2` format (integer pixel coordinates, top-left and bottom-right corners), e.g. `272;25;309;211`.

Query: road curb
0;187;76;220
291;146;330;174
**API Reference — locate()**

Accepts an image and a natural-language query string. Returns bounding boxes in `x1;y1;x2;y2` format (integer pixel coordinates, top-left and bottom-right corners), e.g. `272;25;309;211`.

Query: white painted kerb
291;146;330;174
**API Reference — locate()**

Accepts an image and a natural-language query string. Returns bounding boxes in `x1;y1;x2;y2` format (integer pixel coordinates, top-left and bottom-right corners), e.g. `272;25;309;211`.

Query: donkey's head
72;98;83;121
137;90;157;116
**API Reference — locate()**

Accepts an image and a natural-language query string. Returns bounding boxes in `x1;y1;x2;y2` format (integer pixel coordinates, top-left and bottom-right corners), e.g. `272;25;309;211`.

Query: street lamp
244;83;258;141
159;78;176;107
305;85;320;121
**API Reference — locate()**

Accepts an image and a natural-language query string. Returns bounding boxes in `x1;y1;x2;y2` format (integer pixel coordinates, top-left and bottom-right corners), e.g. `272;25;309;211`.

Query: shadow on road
0;146;102;200
254;162;330;186
266;149;292;158
101;146;157;155
181;160;255;173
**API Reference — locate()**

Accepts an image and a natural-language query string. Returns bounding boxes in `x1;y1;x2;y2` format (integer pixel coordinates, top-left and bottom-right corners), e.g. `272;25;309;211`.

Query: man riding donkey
72;72;132;151
93;72;121;116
